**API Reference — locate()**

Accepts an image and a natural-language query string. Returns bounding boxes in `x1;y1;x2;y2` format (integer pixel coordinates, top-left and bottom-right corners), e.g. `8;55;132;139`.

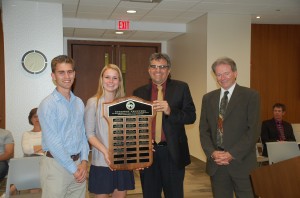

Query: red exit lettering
117;20;130;30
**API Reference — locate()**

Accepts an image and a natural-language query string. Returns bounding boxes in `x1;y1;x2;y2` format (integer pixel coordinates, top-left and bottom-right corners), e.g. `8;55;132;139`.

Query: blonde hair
95;64;125;107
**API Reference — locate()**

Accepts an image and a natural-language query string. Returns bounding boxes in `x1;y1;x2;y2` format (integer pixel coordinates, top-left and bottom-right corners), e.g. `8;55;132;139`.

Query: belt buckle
71;153;79;161
46;151;54;158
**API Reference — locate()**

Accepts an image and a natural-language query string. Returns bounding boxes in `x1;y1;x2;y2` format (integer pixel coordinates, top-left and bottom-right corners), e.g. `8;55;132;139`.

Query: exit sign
117;20;130;30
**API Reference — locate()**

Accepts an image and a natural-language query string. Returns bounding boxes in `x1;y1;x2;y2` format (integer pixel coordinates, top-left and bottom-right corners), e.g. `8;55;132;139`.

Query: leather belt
46;151;80;161
154;141;167;147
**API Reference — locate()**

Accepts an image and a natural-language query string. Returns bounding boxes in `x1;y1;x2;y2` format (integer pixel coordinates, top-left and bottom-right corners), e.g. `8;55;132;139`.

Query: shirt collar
152;81;167;91
275;119;283;123
221;83;236;96
53;88;75;102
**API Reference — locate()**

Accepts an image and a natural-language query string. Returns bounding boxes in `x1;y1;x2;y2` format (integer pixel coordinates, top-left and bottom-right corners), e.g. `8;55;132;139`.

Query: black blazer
261;118;296;156
133;79;196;169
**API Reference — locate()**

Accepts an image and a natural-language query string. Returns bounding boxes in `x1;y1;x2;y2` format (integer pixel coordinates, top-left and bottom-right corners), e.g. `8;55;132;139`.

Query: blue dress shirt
38;89;89;174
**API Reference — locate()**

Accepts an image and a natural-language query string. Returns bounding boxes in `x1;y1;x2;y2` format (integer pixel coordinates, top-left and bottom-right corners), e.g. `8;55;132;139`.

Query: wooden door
117;44;158;96
68;40;160;104
69;41;115;104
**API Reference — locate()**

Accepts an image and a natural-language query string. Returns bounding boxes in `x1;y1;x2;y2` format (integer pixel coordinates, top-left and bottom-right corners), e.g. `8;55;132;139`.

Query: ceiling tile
21;0;300;41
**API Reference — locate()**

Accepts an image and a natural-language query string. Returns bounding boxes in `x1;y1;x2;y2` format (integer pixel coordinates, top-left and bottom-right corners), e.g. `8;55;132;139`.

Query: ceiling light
127;10;137;14
115;31;124;35
256;16;261;19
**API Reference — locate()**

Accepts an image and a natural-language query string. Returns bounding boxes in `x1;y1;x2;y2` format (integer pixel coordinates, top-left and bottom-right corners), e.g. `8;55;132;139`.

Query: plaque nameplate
103;96;154;170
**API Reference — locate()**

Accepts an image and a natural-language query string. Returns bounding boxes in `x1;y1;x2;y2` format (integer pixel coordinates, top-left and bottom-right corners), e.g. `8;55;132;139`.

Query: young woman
85;64;135;198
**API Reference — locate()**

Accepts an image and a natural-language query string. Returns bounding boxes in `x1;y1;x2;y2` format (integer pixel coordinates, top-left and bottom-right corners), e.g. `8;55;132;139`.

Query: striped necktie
276;121;286;141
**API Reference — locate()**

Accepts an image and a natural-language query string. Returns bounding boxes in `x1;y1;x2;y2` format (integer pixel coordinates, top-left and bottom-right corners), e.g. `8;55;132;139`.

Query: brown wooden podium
250;156;300;198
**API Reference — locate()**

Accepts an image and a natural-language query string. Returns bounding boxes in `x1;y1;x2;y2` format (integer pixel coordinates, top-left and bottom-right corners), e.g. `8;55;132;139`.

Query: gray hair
211;57;237;73
149;53;171;68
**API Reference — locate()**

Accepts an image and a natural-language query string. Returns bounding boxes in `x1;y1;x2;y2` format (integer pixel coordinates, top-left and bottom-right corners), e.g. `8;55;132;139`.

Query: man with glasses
133;53;196;198
38;55;89;198
200;57;260;198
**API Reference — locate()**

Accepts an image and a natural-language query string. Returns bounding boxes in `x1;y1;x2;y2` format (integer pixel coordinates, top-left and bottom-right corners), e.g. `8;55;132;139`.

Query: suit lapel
224;84;240;119
144;84;152;101
163;79;175;102
212;89;221;120
271;119;278;133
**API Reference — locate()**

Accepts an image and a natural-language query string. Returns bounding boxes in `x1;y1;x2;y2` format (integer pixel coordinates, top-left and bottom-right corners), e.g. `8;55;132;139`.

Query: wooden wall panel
251;24;300;123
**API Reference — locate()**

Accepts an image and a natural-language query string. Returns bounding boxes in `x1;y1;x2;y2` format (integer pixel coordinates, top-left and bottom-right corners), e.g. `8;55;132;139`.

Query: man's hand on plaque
136;166;151;170
153;100;171;115
151;139;156;152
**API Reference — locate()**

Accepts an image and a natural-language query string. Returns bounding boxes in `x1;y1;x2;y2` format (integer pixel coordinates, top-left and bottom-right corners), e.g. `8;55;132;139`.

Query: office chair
5;156;42;198
266;141;300;165
256;142;269;166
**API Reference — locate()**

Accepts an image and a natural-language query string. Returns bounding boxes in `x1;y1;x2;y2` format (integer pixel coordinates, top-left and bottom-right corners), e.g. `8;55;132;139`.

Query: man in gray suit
200;57;260;198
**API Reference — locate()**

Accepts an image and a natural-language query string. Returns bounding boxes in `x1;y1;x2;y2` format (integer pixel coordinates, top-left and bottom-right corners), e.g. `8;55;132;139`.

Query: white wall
2;0;63;157
292;124;300;143
168;15;208;161
168;13;251;161
206;13;251;92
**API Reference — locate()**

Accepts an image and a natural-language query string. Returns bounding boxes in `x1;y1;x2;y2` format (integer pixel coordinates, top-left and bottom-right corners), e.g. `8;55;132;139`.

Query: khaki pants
40;156;86;198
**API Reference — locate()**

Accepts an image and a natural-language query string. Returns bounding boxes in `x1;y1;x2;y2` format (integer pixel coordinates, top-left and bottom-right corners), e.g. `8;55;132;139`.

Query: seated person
0;127;14;198
22;108;43;156
7;108;42;196
0;127;14;180
261;103;296;156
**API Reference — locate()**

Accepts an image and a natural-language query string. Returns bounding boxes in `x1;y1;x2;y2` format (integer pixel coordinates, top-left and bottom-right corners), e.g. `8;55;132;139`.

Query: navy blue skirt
88;165;135;194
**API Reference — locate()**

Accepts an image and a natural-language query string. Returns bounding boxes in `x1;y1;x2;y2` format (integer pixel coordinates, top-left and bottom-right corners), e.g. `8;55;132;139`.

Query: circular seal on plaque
126;101;135;110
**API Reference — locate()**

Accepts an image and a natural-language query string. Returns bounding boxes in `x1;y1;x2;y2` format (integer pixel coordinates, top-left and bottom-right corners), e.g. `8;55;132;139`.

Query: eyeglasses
149;65;170;70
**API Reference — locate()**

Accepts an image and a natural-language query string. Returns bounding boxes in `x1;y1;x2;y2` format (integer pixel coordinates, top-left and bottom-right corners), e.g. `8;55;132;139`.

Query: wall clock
21;50;47;74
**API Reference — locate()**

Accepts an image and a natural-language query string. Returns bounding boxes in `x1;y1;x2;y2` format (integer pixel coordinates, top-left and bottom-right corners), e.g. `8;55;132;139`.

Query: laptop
266;141;300;164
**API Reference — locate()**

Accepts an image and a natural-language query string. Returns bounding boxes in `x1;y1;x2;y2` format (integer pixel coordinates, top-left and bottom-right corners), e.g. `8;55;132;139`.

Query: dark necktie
217;91;229;149
276;121;286;141
155;85;163;143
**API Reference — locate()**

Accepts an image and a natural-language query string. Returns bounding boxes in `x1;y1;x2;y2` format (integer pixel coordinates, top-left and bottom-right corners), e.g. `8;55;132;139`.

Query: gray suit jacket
200;84;260;176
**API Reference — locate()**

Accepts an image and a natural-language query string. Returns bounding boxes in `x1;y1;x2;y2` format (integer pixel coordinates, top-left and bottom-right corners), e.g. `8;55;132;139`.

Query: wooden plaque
103;96;154;170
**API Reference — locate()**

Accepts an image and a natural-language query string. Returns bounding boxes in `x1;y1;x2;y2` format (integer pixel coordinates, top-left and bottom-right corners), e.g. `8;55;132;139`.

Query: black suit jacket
133;79;196;169
200;84;260;176
261;118;296;156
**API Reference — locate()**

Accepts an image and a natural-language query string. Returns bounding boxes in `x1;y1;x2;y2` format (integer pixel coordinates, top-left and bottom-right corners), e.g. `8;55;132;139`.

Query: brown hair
149;53;172;68
51;55;75;73
28;108;38;125
273;103;286;112
211;57;237;74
